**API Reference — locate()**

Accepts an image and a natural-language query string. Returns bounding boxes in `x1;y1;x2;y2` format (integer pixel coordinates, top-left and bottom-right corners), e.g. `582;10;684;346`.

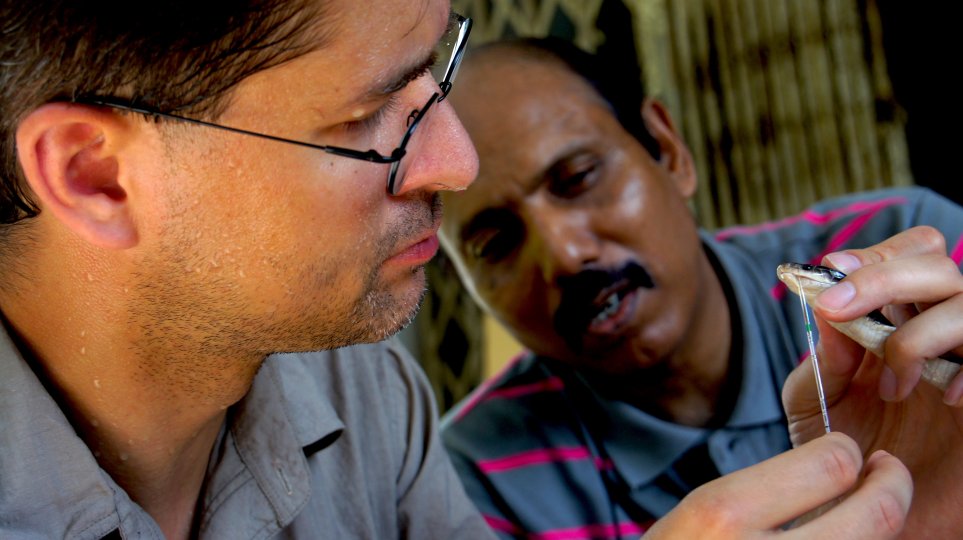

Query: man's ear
640;98;697;199
15;102;138;249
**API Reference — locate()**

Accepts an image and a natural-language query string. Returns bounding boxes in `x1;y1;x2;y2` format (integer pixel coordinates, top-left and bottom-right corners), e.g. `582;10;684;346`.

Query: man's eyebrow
372;52;438;97
360;10;456;101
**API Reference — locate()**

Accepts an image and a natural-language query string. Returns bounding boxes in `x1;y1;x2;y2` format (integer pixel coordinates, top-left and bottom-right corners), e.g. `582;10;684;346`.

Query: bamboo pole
693;0;738;227
666;0;716;228
759;0;808;214
789;0;845;201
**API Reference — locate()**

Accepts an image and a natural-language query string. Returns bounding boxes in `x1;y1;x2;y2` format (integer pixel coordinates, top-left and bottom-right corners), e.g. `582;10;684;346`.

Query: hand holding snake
781;226;963;538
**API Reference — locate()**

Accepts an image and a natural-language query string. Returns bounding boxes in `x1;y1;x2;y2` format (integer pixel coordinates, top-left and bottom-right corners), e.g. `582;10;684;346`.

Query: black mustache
552;262;654;352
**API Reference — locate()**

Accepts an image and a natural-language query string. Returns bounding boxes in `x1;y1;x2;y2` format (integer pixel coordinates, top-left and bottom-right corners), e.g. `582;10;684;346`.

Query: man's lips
591;277;634;310
585;285;642;336
553;262;654;352
387;232;440;265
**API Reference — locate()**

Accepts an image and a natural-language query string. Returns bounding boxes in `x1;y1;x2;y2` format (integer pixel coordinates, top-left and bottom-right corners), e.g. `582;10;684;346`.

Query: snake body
776;262;960;391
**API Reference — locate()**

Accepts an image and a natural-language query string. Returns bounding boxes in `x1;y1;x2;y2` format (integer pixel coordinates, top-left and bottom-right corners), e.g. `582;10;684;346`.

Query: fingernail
816;282;855;311
879;366;898;401
896;363;923;401
824;252;862;274
866;449;892;466
943;376;963;406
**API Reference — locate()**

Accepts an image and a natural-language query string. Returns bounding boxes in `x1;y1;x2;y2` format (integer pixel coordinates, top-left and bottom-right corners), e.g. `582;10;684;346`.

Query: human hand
782;226;963;537
642;433;911;539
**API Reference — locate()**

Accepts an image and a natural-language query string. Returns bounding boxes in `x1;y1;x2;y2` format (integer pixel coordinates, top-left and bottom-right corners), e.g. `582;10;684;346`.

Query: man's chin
375;273;429;338
563;333;625;363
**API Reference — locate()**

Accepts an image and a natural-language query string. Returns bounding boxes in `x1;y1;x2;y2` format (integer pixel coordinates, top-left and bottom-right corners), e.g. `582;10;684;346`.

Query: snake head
777;262;848;300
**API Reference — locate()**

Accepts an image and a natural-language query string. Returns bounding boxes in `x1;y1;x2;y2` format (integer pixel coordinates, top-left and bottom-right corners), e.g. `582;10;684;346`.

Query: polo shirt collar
701;232;788;428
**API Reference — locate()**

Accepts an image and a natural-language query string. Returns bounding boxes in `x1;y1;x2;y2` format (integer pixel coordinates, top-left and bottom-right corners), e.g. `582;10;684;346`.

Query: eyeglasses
79;13;472;196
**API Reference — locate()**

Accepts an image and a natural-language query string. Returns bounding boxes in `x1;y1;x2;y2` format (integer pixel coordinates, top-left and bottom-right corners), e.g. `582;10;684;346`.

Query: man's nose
390;78;478;196
530;207;601;284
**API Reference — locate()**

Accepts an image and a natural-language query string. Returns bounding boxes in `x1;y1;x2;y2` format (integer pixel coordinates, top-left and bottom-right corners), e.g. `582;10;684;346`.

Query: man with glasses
0;3;487;538
0;2;930;540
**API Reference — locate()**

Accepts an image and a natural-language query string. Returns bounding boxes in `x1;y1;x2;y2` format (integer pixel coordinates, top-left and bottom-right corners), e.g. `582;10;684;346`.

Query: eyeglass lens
387;15;470;194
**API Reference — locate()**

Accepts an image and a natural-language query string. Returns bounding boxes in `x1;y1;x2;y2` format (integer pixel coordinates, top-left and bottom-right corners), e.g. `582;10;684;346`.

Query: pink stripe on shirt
478;446;607;474
950;233;963;265
714;196;907;241
482;514;652;539
452;352;529;422
453;363;565;422
483;514;524;535
483;376;565;401
767;199;904;301
533;521;651;539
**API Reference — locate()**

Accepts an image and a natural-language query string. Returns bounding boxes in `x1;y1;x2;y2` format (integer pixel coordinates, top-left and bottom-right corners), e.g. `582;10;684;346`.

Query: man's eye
341;94;402;134
548;155;601;198
469;227;519;263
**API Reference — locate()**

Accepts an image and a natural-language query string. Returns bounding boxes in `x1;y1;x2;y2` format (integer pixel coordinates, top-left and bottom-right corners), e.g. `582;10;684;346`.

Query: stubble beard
125;196;438;395
130;240;426;356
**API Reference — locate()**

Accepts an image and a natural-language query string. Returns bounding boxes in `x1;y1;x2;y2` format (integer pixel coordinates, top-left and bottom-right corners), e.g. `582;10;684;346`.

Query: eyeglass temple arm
437;18;473;98
81;99;402;164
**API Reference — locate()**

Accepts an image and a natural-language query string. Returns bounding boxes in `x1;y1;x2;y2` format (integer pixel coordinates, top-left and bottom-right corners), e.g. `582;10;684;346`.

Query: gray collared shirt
0;330;493;539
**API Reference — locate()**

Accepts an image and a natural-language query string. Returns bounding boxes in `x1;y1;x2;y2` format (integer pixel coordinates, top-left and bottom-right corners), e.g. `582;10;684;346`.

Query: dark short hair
474;36;661;160
0;1;330;226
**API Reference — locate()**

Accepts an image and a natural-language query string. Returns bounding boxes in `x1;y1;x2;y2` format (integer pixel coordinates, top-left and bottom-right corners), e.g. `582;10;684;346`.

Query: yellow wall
483;313;525;378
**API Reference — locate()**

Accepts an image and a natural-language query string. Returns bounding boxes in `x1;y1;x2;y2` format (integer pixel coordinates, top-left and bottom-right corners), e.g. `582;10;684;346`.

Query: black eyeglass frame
77;13;472;196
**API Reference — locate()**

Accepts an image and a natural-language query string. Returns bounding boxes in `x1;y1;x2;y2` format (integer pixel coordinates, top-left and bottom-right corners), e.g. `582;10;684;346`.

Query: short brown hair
0;0;332;225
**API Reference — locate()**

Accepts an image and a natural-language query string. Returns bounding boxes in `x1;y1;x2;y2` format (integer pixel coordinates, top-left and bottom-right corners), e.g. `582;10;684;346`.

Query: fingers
688;434;863;531
890;293;963;364
643;435;912;539
815;227;960;320
822;225;947;272
886;294;963;401
783;450;912;540
814;253;963;321
814;227;963;401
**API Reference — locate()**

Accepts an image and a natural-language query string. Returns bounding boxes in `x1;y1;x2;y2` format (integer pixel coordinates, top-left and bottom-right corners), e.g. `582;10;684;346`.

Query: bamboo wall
630;0;911;229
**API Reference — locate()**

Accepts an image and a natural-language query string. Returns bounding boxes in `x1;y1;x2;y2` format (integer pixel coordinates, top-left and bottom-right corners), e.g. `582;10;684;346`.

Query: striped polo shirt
441;187;963;539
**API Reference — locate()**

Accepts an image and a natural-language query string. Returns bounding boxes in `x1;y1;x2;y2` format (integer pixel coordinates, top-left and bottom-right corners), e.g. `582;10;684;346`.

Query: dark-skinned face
440;50;705;376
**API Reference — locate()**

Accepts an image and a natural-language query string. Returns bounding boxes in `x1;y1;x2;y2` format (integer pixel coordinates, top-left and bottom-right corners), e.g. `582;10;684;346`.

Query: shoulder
713;187;962;253
442;353;548;427
441;355;573;455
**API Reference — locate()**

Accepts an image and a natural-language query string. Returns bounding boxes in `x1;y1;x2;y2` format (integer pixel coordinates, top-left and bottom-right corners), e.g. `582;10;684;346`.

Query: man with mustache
438;37;963;538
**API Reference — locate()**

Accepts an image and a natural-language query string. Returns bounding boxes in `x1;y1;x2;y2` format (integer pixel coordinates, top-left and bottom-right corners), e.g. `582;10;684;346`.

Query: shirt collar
206;353;345;529
701;232;787;428
0;323;162;538
0;319;346;536
549;366;706;489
